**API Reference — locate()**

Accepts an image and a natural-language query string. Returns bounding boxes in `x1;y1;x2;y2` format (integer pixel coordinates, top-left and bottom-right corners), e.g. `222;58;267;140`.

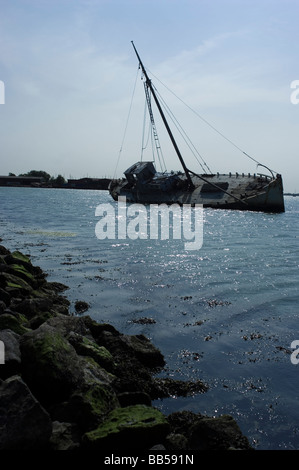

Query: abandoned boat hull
109;163;285;213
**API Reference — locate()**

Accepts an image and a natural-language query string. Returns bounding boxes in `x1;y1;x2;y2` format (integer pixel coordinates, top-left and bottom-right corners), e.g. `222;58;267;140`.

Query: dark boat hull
109;163;285;213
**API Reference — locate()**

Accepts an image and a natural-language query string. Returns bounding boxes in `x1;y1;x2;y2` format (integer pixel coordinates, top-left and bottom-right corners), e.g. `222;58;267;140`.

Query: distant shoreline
0;176;111;190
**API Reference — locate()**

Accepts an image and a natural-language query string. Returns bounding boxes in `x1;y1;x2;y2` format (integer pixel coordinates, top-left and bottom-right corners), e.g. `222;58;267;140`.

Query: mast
131;41;194;190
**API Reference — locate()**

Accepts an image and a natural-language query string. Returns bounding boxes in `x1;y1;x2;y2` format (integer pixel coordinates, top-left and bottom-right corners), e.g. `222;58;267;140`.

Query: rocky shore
0;244;252;451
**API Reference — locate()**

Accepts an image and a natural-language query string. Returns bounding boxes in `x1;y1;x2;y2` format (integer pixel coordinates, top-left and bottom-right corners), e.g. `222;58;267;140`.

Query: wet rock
0;245;10;256
46;281;69;292
68;332;115;371
52;368;119;432
152;377;208;399
11;297;53;318
1;272;34;297
0;287;10;306
0;300;6;313
20;323;82;404
190;414;251;450
0;375;52;450
74;300;89;314
83;404;170;450
131;317;156;324
50;421;80;450
165;432;189;451
0;312;29;335
117;391;152;407
46;314;92;338
167;410;252;450
120;334;165;368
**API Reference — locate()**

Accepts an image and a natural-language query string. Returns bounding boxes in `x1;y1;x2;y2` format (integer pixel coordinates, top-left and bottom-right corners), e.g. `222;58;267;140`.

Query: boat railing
257;173;274;181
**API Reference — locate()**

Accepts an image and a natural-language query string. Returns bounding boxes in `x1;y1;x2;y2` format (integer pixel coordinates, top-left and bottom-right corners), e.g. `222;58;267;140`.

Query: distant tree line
9;170;66;186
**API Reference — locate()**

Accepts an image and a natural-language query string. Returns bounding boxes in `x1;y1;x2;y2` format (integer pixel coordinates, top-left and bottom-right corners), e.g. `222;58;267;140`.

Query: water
0;186;298;450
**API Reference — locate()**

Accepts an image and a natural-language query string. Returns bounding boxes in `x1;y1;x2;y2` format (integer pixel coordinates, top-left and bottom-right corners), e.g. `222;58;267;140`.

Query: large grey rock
20;323;82;404
50;421;80;450
0;375;52;449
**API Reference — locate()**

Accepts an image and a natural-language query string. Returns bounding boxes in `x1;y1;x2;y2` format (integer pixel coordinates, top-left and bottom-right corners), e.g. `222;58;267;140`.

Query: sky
0;0;298;192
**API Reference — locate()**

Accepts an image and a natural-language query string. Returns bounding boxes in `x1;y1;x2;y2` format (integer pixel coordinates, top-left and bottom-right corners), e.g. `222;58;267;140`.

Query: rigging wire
154;85;212;174
147;68;277;174
141;98;162;167
113;66;140;179
140;96;151;160
142;81;167;172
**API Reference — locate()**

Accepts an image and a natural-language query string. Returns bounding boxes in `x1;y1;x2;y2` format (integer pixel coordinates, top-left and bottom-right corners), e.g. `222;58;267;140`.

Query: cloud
147;31;288;110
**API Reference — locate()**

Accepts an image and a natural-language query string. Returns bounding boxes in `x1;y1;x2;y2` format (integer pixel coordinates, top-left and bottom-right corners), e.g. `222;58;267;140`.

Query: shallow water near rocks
1;186;298;450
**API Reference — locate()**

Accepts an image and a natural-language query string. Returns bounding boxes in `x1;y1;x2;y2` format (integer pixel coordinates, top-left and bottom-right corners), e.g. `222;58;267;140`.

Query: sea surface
0;186;298;450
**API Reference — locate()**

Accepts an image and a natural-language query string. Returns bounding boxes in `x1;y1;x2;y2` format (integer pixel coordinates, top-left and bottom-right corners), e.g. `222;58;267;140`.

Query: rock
83;404;170;449
85;319;121;339
46;281;69;292
0;287;10;306
0;245;10;256
20;323;82;404
167;410;252;450
74;300;89;314
67;331;115;371
58;382;119;432
50;421;80;450
132;317;156;324
5;251;45;284
11;297;53;318
0;313;29;335
152;377;208;399
1;272;34;297
5;263;38;288
5;250;31;266
165;433;189;451
46;314;92;338
119;334;165;368
189;414;251;450
0;329;21;379
51;354;119;432
0;375;52;450
117;391;152;407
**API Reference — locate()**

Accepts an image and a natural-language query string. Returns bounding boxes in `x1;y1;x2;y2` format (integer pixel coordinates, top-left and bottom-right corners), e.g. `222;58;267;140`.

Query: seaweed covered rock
20;323;82;404
83;404;170;450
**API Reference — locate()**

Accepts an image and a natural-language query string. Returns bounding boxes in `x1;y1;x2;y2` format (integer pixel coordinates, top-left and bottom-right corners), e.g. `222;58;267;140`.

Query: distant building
66;178;111;190
0;175;111;190
0;175;44;187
